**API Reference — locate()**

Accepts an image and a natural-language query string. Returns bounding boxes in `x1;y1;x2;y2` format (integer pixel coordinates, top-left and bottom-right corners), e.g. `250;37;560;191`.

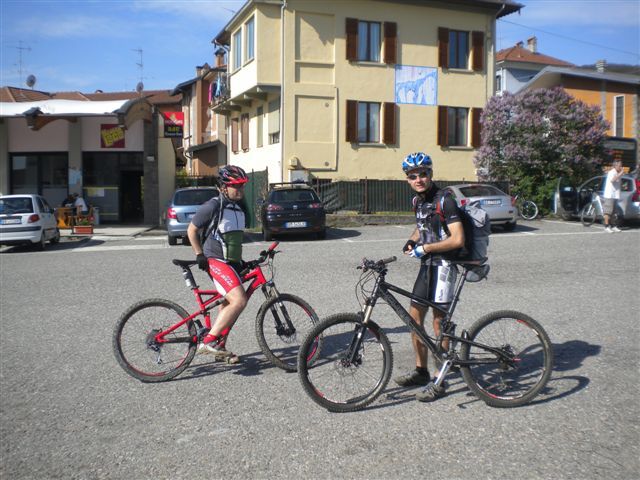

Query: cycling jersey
413;183;461;261
191;196;246;267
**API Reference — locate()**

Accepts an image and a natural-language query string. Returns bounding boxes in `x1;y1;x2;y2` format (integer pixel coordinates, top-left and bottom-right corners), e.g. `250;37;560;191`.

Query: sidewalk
60;225;161;240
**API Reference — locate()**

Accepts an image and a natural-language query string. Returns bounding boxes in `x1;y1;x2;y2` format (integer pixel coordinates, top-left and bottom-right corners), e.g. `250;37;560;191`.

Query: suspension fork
346;273;384;364
261;281;296;335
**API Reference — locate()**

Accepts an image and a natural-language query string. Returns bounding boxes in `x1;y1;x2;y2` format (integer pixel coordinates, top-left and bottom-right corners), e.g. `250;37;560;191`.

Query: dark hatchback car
259;183;326;241
165;187;219;245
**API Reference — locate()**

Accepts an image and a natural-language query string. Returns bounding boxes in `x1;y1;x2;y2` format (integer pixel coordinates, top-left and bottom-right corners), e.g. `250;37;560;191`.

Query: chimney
527;36;537;53
596;59;606;73
215;47;226;68
516;41;524;49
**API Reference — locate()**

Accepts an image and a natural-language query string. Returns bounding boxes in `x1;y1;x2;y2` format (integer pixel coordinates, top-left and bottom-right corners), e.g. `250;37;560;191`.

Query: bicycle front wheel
459;310;553;408
297;313;393;413
520;200;538;220
113;299;197;382
580;202;596;226
255;293;319;372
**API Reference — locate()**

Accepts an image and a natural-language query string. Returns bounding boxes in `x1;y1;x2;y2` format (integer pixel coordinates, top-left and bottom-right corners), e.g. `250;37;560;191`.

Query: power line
499;19;640;60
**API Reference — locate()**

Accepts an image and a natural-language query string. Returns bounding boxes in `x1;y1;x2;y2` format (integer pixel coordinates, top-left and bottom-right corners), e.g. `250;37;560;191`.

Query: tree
474;87;609;212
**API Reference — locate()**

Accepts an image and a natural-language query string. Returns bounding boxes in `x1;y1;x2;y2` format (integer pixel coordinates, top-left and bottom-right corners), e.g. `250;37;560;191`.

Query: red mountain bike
113;242;318;382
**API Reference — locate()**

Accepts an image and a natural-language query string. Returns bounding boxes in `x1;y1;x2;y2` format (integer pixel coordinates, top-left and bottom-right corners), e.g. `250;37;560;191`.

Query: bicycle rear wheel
297;313;393;412
255;293;318;372
520;200;538;220
459;310;553;407
580;203;596;226
113;299;197;382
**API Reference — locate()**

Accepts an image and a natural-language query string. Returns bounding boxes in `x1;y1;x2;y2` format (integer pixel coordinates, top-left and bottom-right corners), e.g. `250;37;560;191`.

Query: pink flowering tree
474;87;609;212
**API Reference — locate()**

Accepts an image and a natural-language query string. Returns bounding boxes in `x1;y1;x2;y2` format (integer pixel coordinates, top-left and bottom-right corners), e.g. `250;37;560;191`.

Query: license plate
482;199;501;206
0;218;21;225
285;221;307;228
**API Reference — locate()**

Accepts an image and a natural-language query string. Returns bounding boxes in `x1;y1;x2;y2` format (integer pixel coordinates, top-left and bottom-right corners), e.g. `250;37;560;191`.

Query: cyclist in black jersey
395;152;465;402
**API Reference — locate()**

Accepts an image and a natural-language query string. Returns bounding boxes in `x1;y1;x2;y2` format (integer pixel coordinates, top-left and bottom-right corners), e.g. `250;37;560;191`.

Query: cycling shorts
207;258;242;296
411;260;457;311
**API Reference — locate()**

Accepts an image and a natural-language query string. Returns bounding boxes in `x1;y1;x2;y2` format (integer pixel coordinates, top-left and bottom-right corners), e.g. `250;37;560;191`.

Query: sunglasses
407;171;431;180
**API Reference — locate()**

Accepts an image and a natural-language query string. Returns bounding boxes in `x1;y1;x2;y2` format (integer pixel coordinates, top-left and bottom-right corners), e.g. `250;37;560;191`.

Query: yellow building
212;0;522;183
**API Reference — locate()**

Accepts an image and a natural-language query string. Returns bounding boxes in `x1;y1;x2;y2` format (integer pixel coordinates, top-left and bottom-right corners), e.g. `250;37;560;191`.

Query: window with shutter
383;22;397;64
346;18;358;61
471;108;482;148
241;113;249;151
438;106;470;147
437;106;447;145
438;27;449;69
346;100;357;142
383;102;397;145
472;31;484;71
231;117;239;153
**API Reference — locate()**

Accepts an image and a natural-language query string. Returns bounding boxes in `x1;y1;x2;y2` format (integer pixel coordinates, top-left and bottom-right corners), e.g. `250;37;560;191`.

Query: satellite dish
26;74;36;88
136;81;144;93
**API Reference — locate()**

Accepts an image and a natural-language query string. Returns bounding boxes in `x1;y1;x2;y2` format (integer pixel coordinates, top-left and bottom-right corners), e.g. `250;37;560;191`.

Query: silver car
555;174;640;221
0;194;60;250
442;184;518;231
165;187;219;245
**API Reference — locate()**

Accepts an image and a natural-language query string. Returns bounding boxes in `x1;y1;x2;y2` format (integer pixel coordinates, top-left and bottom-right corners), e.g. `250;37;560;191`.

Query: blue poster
395;65;438;106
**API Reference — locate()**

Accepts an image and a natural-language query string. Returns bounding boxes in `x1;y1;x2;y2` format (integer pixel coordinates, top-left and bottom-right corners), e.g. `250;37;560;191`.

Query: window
346;100;396;145
437;106;479;147
449;30;468;69
615;96;624;137
357;21;381;62
257;106;264;148
496;75;502;92
231;117;239;153
268;99;280;144
346;18;396;64
245;17;255;62
438;28;483;71
233;29;242;71
241;113;249;151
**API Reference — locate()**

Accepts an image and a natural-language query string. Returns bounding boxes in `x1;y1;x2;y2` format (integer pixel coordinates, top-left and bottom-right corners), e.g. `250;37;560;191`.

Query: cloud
518;0;640;28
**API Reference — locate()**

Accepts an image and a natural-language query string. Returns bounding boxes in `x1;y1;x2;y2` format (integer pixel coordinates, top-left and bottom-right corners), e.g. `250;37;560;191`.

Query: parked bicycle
297;256;553;412
580;193;622;227
514;195;539;220
113;241;318;382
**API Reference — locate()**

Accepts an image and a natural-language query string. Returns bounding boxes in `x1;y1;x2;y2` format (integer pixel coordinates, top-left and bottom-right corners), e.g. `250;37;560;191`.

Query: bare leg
409;303;429;369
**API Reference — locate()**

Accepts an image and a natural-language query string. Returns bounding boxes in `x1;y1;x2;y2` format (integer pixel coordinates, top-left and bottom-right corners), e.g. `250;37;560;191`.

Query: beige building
212;0;522;183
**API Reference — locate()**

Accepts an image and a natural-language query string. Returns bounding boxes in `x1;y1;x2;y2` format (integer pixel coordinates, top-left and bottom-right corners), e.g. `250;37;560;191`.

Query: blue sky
1;0;638;94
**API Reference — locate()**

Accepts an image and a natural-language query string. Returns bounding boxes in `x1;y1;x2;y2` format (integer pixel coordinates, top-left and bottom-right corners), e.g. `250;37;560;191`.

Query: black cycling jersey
413;183;461;261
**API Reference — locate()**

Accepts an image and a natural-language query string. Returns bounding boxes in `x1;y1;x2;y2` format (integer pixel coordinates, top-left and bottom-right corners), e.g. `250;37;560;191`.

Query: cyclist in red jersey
395;152;465;402
187;165;249;363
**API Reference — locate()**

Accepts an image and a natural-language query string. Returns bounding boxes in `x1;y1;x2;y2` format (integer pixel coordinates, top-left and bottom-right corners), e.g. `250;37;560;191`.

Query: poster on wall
100;124;126;148
395;65;438;106
162;111;184;138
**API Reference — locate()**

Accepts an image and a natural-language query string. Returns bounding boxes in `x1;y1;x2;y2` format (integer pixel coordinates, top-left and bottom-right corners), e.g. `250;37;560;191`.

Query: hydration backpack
435;193;491;261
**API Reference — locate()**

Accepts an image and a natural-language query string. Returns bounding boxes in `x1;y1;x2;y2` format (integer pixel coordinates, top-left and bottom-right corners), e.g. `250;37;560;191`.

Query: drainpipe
280;0;287;182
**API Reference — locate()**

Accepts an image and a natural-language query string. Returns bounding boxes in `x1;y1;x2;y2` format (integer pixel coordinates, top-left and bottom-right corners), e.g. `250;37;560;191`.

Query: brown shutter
241;113;249;151
383;102;397;145
346;100;358;142
437;106;448;146
438;27;449;69
231;117;239;153
383;22;397;65
346;18;358;61
471;108;483;148
472;31;484;71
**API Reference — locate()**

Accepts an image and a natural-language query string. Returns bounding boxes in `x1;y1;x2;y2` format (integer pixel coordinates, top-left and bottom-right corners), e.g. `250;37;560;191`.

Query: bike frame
155;264;276;344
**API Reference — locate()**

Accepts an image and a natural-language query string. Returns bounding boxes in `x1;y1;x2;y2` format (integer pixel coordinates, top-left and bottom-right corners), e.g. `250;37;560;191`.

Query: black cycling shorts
411;260;457;311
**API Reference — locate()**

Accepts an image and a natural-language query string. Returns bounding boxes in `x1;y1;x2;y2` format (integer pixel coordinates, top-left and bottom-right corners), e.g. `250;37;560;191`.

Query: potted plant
73;216;94;235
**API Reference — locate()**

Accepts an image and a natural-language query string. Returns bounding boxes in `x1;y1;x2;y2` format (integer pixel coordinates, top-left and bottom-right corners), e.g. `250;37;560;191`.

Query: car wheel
317;228;327;240
168;235;177;246
263;229;273;242
50;228;61;244
503;222;516;232
35;233;46;251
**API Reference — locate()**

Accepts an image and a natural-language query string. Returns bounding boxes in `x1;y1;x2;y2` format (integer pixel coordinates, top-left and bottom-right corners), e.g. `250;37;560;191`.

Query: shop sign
100;124;126;148
163;111;184;138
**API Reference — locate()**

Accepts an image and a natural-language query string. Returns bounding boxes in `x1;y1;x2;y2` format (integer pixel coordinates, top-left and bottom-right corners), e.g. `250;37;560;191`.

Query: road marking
541;219;583;227
70;244;169;252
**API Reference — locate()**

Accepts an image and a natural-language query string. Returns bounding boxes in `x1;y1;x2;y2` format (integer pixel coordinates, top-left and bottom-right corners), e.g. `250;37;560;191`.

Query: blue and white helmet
402;152;433;174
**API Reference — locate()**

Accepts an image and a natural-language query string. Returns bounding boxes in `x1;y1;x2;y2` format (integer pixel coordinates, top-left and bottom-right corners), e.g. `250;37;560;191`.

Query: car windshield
173;189;218;206
458;185;505;197
270;190;319;203
0;197;34;215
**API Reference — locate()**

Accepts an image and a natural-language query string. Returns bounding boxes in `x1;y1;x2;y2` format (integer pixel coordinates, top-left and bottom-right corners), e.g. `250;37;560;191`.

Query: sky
0;0;638;94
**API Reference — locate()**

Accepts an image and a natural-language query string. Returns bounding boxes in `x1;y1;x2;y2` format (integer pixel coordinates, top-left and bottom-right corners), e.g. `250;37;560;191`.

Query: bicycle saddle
172;259;197;268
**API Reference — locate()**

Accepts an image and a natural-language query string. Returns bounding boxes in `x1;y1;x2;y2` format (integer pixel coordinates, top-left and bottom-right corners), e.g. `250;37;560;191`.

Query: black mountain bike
297;256;553;412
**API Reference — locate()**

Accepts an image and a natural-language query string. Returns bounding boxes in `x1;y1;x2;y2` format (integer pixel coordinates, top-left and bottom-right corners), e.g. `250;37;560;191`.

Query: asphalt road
1;220;639;480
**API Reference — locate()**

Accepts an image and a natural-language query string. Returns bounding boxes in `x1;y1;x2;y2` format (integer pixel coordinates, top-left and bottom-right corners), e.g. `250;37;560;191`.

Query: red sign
100;124;125;148
162;111;184;138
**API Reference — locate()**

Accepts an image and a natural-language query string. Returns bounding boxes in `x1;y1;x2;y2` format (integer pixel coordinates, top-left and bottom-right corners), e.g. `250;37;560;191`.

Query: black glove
402;239;416;253
196;253;209;271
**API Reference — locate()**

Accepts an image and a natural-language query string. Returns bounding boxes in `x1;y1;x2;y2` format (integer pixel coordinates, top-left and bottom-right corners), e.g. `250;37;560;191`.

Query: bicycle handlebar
358;256;397;272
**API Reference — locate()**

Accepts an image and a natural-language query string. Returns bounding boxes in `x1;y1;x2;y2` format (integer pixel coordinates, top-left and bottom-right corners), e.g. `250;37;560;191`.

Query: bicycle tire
297;313;393;412
255;293;319;372
520;200;538;220
113;298;197;382
580;203;596;226
459;310;553;408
